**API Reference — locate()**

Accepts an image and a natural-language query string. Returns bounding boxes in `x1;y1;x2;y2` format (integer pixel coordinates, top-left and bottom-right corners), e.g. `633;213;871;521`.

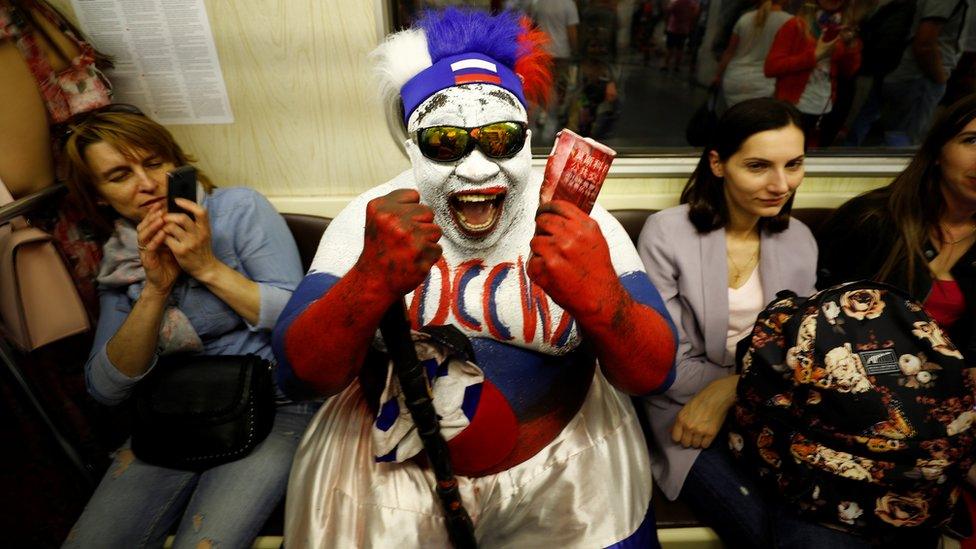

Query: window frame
375;0;913;178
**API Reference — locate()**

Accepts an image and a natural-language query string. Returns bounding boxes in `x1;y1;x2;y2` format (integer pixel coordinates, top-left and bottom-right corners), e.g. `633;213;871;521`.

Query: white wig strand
369;27;433;117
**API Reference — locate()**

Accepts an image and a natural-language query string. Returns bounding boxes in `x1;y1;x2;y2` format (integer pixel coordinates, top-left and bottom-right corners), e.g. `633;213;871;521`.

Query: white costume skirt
284;370;653;548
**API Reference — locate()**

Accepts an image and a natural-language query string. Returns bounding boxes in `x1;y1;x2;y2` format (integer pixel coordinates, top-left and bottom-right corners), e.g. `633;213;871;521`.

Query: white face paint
404;84;533;251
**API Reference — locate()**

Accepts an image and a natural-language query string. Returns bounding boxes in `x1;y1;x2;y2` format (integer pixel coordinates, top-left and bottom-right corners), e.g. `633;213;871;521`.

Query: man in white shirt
531;0;580;60
882;0;974;144
530;0;581;135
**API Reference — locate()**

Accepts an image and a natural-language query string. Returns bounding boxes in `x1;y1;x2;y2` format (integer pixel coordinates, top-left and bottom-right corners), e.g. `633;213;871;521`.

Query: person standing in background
663;0;702;72
504;0;534;13
711;0;760;61
713;0;792;107
529;0;580;138
881;0;973;145
764;0;861;146
633;0;660;65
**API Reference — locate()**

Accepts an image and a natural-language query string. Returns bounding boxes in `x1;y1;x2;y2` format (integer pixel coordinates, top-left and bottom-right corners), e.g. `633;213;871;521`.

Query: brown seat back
609;207;833;246
790;207;834;237
282;213;331;272
609;209;658;245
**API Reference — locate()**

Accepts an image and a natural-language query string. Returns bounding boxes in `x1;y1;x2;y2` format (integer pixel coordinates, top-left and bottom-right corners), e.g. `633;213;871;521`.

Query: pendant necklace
940;222;976;246
727;247;759;286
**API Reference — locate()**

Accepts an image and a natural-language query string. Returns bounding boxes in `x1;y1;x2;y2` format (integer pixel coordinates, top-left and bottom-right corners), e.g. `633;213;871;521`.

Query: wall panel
51;0;888;213
53;0;409;197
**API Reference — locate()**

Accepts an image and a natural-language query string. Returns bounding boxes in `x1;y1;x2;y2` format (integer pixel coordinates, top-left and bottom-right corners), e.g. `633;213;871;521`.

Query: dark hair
870;93;976;289
680;97;804;233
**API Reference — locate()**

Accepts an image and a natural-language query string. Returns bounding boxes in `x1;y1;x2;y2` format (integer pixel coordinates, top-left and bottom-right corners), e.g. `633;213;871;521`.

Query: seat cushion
610;209;658;245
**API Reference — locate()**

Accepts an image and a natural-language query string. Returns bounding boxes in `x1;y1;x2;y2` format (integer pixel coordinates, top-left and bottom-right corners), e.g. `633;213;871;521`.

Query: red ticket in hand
540;129;616;214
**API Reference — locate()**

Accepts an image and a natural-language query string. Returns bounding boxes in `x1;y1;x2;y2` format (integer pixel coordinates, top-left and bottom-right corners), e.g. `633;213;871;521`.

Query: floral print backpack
729;280;976;534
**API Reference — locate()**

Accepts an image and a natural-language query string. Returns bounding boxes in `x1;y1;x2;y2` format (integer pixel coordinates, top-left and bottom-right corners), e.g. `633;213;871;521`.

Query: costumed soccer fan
272;8;678;547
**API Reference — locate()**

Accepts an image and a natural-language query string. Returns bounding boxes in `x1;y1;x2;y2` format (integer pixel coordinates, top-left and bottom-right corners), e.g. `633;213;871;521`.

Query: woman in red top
818;93;976;364
764;0;861;146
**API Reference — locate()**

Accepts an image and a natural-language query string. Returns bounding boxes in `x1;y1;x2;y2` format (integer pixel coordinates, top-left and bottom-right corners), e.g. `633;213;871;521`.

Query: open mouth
448;188;506;237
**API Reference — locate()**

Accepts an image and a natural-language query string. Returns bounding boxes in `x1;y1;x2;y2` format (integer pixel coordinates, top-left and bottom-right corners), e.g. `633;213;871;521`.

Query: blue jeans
881;77;947;146
608;504;661;548
63;401;318;549
680;442;873;549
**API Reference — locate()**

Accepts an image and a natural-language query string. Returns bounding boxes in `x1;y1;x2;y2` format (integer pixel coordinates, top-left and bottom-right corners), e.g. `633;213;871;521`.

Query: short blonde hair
62;110;215;238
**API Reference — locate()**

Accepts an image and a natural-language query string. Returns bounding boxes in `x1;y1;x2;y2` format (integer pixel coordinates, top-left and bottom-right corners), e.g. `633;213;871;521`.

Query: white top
722;9;792;106
725;266;764;366
531;0;580;59
796;57;833;115
889;0;973;82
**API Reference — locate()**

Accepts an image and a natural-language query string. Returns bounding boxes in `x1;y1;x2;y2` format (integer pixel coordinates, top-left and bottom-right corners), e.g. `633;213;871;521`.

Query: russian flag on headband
400;52;527;124
451;58;502;85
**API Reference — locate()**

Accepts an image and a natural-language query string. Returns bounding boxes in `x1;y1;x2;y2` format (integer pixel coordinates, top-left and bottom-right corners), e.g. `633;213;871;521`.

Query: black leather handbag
131;354;275;470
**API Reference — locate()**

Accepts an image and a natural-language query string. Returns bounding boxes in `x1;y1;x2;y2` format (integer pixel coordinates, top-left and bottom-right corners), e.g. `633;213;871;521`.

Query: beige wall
52;0;409;200
52;0;889;217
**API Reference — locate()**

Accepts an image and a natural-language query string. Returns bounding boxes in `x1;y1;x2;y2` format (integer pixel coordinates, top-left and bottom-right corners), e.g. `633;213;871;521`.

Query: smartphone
167;165;197;219
821;21;842;42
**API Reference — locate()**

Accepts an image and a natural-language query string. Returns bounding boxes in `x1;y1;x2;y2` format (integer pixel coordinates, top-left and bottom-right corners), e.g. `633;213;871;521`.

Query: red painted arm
284;189;442;396
528;201;676;395
579;282;677;395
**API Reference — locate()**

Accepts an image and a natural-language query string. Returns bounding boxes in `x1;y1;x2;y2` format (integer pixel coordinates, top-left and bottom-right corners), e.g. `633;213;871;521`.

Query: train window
389;0;976;162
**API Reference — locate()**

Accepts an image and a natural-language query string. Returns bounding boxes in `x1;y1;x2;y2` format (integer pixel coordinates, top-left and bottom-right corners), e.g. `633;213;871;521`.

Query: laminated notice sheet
70;0;233;124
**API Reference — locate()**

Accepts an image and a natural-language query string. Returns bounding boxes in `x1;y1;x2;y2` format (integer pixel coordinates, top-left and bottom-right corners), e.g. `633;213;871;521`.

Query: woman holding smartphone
637;98;883;547
764;0;861;147
60;105;315;548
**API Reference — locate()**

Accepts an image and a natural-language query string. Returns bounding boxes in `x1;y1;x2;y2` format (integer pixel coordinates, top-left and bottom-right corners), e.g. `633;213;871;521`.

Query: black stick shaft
379;299;477;549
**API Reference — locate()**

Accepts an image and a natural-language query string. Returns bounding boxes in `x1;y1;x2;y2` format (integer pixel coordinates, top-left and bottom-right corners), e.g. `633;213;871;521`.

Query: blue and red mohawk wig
371;8;553;125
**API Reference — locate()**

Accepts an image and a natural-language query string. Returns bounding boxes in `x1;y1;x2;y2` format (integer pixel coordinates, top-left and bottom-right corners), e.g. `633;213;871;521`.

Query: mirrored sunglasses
416;121;527;163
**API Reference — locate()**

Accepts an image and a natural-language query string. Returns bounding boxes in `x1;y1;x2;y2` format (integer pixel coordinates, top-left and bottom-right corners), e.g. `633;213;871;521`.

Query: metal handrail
0;183;66;225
